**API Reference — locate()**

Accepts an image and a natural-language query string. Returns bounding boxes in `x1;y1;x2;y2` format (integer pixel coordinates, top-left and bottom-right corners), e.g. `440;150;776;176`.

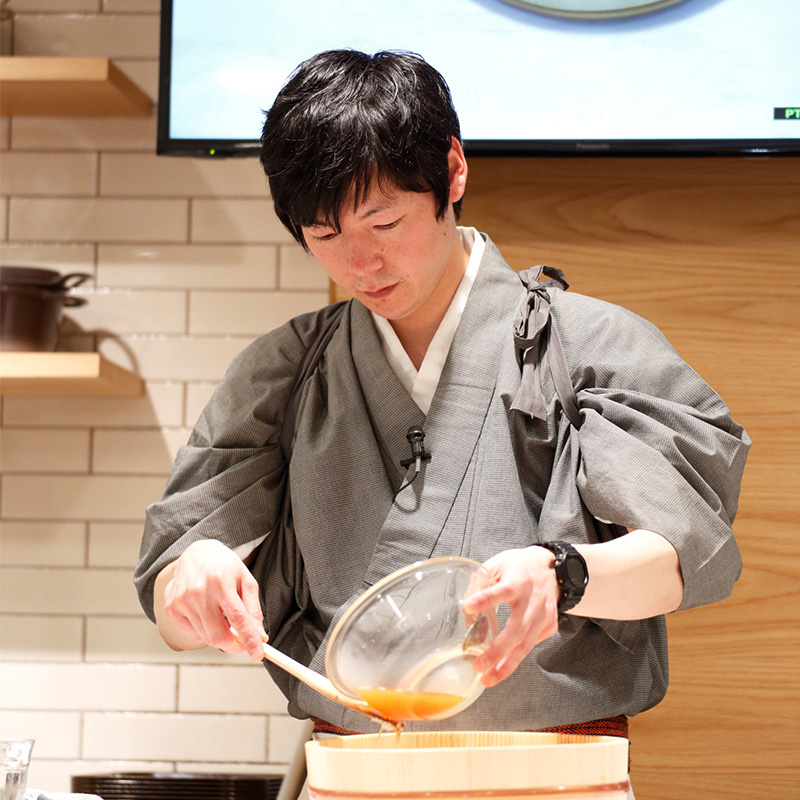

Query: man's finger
225;606;266;661
241;574;266;632
463;580;518;615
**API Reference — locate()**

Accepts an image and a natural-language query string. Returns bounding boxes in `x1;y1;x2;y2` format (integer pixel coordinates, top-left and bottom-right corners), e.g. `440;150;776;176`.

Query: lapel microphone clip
401;425;432;470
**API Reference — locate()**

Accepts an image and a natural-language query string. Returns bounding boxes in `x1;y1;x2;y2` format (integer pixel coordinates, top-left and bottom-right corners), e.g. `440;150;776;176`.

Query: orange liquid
357;686;465;721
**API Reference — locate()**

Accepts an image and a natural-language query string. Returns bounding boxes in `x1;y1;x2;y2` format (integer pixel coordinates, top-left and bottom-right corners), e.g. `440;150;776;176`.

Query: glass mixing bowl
325;557;500;722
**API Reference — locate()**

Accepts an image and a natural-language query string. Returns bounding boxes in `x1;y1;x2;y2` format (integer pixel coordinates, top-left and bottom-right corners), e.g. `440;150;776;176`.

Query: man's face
300;140;469;333
301;183;465;328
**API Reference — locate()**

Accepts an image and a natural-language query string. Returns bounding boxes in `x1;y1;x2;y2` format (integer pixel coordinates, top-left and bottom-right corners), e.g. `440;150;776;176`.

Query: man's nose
347;238;382;274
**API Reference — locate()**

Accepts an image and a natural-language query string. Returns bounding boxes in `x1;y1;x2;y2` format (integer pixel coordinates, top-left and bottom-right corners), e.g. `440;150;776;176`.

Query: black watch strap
535;541;588;614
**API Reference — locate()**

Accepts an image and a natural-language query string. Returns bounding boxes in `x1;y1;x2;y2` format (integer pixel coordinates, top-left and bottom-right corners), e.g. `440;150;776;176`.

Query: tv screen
158;0;800;157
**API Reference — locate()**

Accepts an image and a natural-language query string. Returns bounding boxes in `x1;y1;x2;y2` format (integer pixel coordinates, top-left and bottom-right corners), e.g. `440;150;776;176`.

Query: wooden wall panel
461;156;800;799
328;156;799;797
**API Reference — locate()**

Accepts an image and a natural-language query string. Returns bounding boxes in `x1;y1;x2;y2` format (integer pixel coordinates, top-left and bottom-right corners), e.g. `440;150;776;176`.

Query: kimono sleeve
551;292;751;611
134;310;322;623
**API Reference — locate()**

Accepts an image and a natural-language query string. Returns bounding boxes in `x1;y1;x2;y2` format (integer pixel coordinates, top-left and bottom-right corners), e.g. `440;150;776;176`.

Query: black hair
260;49;462;249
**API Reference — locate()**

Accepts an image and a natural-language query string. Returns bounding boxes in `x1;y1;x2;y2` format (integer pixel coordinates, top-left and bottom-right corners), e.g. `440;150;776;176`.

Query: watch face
565;555;588;586
496;0;690;19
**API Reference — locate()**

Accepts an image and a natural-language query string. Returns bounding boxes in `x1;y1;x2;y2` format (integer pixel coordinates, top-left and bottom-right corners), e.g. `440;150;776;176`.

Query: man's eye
311;231;337;242
376;219;400;231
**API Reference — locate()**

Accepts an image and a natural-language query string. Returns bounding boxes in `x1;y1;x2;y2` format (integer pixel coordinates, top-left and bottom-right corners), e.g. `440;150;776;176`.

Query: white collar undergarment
371;226;484;415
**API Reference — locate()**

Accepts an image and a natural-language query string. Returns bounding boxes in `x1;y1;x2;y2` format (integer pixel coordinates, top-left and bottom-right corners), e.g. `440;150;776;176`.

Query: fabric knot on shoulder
511;265;580;427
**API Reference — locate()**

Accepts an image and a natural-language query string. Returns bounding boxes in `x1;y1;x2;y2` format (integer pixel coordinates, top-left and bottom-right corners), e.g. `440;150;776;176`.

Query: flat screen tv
157;0;800;158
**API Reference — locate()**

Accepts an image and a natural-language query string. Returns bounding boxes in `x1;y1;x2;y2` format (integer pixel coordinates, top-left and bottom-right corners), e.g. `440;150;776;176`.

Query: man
135;49;748;752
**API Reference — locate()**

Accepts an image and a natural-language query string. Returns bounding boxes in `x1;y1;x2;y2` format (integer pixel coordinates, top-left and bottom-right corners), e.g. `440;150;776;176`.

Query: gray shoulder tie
511;266;582;429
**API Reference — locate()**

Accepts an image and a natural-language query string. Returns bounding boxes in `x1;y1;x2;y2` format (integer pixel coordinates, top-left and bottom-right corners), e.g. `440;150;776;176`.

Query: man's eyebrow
307;197;398;228
355;199;397;221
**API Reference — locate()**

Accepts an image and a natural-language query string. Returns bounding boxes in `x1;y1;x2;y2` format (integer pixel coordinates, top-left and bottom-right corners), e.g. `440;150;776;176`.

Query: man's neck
390;236;471;370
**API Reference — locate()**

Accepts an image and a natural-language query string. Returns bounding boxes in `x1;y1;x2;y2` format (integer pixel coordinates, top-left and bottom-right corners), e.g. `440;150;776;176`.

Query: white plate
497;0;690;19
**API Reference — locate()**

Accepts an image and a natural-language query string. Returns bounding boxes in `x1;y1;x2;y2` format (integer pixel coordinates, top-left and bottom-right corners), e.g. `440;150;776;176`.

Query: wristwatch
535;541;588;614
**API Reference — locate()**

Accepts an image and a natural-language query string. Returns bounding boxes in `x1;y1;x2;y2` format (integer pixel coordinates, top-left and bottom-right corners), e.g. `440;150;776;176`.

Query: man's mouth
361;283;398;299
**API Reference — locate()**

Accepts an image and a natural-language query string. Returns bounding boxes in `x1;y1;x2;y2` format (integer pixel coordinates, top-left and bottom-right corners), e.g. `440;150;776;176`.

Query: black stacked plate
71;772;284;799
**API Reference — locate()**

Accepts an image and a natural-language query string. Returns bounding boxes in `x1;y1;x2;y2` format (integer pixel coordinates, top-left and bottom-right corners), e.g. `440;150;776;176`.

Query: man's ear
448;137;468;203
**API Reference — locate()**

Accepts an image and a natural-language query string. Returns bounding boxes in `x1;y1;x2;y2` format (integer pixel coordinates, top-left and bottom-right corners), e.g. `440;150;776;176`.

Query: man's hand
461;530;684;687
155;540;266;662
462;546;560;687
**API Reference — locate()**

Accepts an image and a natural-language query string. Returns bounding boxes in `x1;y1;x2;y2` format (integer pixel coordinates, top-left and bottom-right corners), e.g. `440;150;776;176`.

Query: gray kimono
135;236;749;733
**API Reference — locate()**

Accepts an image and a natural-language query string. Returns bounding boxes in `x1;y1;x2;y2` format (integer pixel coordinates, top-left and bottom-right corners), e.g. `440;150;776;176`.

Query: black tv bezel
156;0;800;159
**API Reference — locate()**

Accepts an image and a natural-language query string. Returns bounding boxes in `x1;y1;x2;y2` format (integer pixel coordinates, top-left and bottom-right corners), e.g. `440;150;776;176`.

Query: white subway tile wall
97;244;280;290
1;242;96;271
1;429;91;473
6;2;101;12
12;14;160;58
9;197;190;241
97;335;259;381
268;716;313;765
190;198;295;244
82;712;268;762
88;522;155;567
100;153;269;197
1;522;87;566
0;711;83;758
0;7;329;792
0;153;99;196
2;383;185;428
69;288;189;335
0;616;85;662
84;616;242;665
13;116;157;151
177;666;288;715
0;663;177;711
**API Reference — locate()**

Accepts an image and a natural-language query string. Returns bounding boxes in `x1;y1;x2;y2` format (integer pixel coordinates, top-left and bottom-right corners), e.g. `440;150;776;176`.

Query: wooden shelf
0;56;152;117
0;352;144;397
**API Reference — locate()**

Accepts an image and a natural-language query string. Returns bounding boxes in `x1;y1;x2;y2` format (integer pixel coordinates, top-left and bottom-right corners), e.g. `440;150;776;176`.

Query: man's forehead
310;181;403;227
